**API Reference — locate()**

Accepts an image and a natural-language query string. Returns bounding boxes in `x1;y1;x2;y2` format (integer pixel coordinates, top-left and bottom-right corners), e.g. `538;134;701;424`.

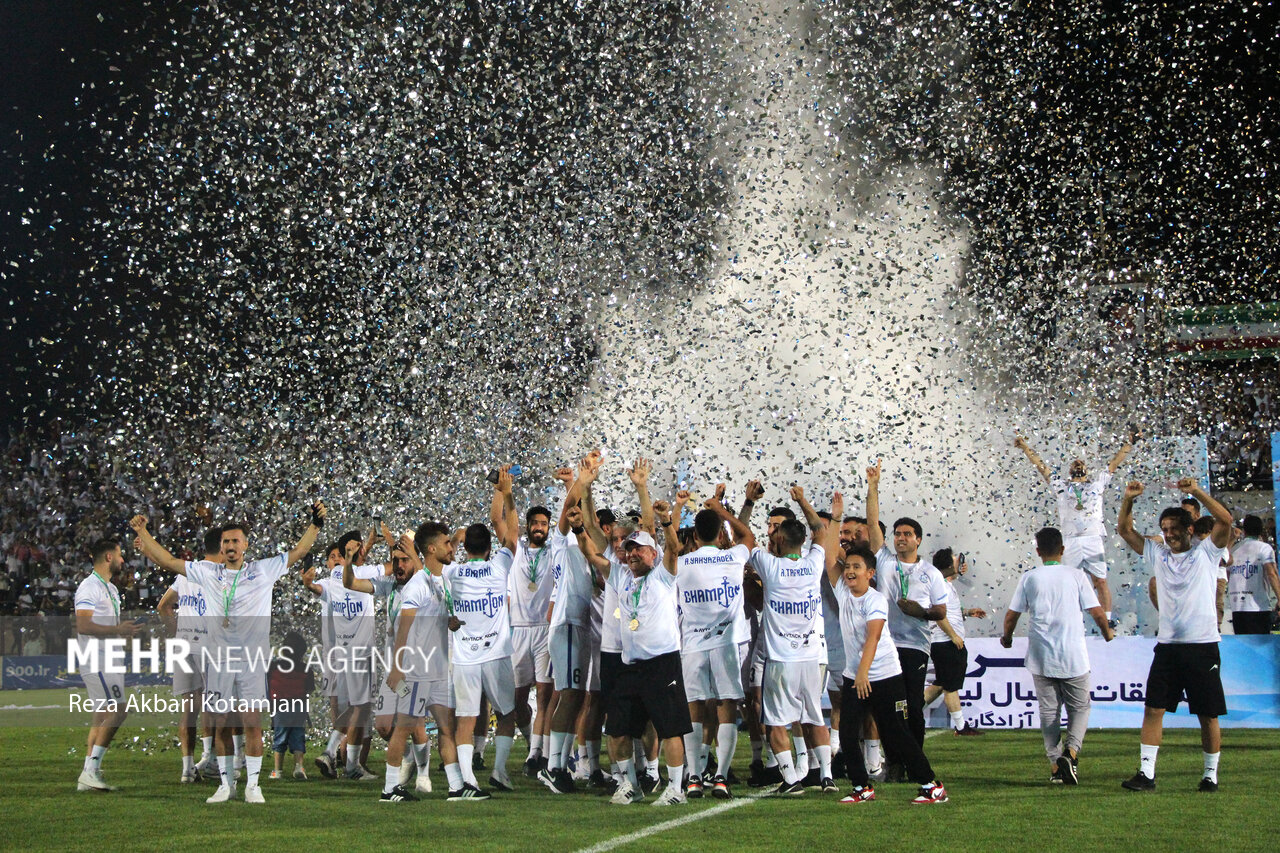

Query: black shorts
1144;642;1227;717
599;651;623;704
1231;611;1272;635
605;652;693;741
930;641;968;693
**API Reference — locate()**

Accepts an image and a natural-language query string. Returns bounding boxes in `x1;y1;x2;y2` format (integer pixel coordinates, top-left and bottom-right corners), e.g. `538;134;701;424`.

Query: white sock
530;734;543;757
864;739;882;770
201;736;215;760
494;735;513;778
683;730;702;775
183;755;194;774
795;743;809;777
91;744;107;768
775;750;797;784
384;762;400;794
632;738;645;767
561;733;576;769
1140;744;1159;778
444;762;464;791
473;733;487;757
586;740;601;773
548;731;567;771
326;730;343;757
715;723;738;779
83;755;94;773
233;734;246;763
617;758;636;789
815;744;832;779
218;755;235;789
245;755;262;788
457;744;476;785
1203;751;1219;784
1105;611;1113;622
518;723;532;745
763;740;778;768
346;743;360;773
414;741;431;774
829;729;841;755
643;754;657;776
698;743;711;775
950;710;966;731
667;763;684;793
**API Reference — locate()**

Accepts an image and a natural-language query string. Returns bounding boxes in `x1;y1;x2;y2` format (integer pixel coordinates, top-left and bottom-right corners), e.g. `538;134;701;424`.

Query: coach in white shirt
1002;527;1114;785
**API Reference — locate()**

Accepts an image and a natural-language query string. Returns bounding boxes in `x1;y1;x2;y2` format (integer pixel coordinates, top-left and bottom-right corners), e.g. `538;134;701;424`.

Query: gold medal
222;617;231;629
528;581;537;592
613;608;621;619
628;618;639;631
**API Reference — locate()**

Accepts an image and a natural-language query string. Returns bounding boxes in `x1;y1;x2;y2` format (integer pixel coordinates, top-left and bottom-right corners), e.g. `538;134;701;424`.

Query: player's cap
623;531;657;550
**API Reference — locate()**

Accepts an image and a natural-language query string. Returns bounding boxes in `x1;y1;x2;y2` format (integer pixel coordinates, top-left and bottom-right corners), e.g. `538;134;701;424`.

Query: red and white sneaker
912;782;949;804
839;785;875;804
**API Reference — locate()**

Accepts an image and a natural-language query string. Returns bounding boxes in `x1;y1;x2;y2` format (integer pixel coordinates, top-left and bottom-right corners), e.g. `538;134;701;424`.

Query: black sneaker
710;774;732;800
589;769;617;793
488;776;514;793
640;773;660;794
885;763;906;784
552;767;577;793
802;767;821;789
537;755;549;774
1198;777;1218;793
523;755;541;779
831;751;846;779
1121;771;1156;792
314;753;337;780
820;776;839;794
685;775;704;799
747;760;769;787
703;756;717;779
380;785;419;802
447;782;492;801
473;753;486;772
1050;766;1066;784
726;767;742;786
1056;755;1078;786
773;780;805;796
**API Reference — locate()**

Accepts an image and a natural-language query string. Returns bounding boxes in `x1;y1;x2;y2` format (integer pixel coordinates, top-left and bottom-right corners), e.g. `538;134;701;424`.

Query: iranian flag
1165;302;1280;361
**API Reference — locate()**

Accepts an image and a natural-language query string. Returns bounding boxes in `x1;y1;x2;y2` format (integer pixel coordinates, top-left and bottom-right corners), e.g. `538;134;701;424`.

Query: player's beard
529;530;548;547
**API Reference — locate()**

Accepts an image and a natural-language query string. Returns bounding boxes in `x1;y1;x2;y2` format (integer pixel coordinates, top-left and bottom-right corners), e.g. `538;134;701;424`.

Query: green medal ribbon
222;566;245;628
94;571;119;623
526;546;546;586
1071;484;1086;511
896;558;909;599
629;573;647;622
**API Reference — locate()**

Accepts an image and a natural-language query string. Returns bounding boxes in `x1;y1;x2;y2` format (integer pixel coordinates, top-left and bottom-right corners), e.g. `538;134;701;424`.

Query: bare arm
866;460;884;554
898;598;945;621
739;480;764;525
75;608;138;638
630;457;655;535
1148;576;1159;610
129;515;187;575
1000;609;1020;647
1087;605;1115;640
579;527;611;578
286;501;327;568
158;587;178;637
853;619;886;699
1216;578;1226;625
659;495;683;575
300;565;324;596
342;552;375;594
936;616;963;648
1266;563;1280;610
1181;479;1232;549
790;485;823;532
709;490;756;551
386;607;416;691
1013;435;1052;485
491;467;517;552
1116;481;1147;555
1107;427;1140;474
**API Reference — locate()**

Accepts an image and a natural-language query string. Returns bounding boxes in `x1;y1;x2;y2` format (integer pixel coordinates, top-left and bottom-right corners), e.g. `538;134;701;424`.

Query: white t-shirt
372;569;451;681
1226;538;1277;612
320;564;382;662
508;540;556;627
1008;564;1099;678
874;545;949;654
444;549;514;665
1145;537;1226;644
600;542;664;654
677;544;749;653
1053;472;1112;538
609;562;680;664
185;554;289;672
549;531;594;629
74;571;121;671
929;582;965;645
750;545;826;664
171;574;211;655
834;583;901;682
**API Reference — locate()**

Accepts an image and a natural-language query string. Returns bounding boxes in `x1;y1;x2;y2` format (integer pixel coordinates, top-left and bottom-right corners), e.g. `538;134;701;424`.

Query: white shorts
681;644;745;702
549;623;590;692
761;660;824;727
453;658;516;717
318;645;339;697
83;670;126;706
203;667;269;714
332;655;376;708
172;660;204;696
1063;535;1108;579
749;641;767;691
586;632;602;692
376;677;454;720
826;667;844;694
511;624;551;687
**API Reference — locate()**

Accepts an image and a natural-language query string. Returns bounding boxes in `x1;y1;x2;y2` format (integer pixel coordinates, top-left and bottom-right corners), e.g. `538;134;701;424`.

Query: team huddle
69;438;1274;805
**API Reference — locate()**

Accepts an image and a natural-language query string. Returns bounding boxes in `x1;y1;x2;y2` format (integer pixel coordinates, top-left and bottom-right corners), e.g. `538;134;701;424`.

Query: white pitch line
574;790;771;853
576;729;949;853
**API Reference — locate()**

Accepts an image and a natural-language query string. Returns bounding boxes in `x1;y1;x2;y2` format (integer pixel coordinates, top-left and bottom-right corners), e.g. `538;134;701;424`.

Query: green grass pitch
1;689;1276;852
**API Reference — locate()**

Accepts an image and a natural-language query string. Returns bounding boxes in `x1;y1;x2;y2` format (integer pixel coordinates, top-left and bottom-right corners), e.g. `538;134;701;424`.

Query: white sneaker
398;761;415;787
196;756;218;778
652;786;688;806
244;784;265;804
181;768;199;783
206;785;235;804
77;769;111;792
610;779;638;805
415;771;433;794
233;762;244;783
345;766;378;781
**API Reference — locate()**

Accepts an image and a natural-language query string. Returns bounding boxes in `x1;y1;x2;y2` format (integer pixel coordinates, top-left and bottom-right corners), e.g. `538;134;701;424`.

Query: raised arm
866;460;884;554
790;485;823;533
492;467;517;551
709;488;756;551
286;501;327;568
1013;435;1052;485
129;515;187;575
630;457;655;536
657;496;680;574
342;549;375;594
1116;481;1147;555
559;454;602;535
158;586;179;637
739;480;764;525
821;493;844;586
300;564;324;596
1180;478;1233;549
1107;427;1141;474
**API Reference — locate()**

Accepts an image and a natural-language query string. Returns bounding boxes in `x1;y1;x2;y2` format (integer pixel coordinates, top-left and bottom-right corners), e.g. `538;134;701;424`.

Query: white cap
623;530;657;549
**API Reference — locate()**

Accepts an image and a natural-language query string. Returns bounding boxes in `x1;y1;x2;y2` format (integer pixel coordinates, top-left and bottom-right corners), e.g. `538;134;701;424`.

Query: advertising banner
1;656;170;690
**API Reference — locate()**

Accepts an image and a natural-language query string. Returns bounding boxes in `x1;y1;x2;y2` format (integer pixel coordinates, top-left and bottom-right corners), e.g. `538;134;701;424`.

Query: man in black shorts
1116;477;1232;793
924;549;984;735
